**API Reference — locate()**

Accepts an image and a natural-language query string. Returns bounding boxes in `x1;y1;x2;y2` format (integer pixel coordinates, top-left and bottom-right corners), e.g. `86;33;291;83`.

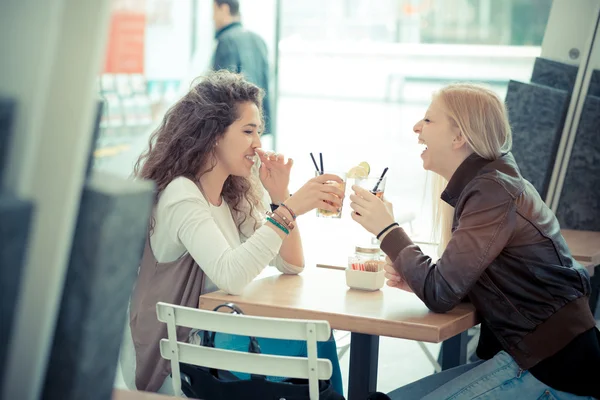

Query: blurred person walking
212;0;273;137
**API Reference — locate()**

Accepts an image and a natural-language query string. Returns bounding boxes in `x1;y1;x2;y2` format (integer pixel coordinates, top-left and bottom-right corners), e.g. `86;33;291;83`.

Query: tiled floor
116;320;600;397
336;332;442;396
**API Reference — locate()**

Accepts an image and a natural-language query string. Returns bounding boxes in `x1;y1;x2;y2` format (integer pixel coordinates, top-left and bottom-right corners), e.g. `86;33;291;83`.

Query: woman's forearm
270;202;304;268
278;222;304;267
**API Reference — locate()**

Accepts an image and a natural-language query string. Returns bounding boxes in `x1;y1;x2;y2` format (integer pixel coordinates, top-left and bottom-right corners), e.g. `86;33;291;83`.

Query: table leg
348;332;379;400
590;265;600;318
438;331;468;370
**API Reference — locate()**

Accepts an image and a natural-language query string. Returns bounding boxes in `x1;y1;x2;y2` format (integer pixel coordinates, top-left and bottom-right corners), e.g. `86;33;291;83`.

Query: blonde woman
351;84;599;399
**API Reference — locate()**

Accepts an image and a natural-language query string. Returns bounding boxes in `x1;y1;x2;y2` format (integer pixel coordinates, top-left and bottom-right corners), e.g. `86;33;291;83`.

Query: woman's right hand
283;173;345;217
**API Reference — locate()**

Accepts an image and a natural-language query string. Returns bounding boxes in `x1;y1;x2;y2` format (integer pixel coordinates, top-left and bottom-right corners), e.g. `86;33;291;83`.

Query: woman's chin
420;155;430;171
235;166;254;178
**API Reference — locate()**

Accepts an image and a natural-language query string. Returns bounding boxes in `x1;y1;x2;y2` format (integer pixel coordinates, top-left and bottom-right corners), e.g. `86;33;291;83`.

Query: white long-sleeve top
150;176;303;295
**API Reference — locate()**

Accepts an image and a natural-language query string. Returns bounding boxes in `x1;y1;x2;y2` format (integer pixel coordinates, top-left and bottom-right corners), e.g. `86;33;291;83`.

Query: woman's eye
423;118;431;123
244;130;253;135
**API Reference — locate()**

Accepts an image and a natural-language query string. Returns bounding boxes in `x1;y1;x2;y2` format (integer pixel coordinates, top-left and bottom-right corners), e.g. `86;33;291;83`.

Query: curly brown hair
134;70;265;231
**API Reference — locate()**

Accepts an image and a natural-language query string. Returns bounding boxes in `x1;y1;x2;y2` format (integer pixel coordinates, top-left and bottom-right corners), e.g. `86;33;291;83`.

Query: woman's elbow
281;264;304;275
426;303;454;313
423;295;459;313
219;280;247;296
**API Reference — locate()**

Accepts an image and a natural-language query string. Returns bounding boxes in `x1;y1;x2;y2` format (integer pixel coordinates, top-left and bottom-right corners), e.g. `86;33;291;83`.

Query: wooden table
199;267;477;400
562;229;600;316
562;229;600;270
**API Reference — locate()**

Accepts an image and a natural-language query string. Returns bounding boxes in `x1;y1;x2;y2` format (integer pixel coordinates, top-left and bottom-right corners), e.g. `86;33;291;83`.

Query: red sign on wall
104;11;146;74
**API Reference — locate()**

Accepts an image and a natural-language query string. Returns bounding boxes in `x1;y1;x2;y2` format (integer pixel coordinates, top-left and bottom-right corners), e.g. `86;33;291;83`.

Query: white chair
156;302;333;400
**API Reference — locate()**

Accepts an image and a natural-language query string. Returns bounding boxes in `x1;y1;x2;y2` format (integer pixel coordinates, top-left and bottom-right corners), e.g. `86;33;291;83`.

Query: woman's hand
349;185;396;236
256;149;292;204
283;173;345;217
383;256;413;292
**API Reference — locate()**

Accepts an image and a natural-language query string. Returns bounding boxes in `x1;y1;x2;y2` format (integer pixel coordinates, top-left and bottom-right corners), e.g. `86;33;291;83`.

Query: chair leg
334;330;352;359
417;342;441;373
466;326;481;363
589;265;599;318
338;343;351;359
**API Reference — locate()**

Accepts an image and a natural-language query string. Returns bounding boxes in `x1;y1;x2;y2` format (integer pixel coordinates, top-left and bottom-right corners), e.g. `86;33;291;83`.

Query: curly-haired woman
128;70;344;395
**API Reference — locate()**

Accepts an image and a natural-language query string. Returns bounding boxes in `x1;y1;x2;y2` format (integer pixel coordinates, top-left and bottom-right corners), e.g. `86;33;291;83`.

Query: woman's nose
252;132;262;149
413;120;422;134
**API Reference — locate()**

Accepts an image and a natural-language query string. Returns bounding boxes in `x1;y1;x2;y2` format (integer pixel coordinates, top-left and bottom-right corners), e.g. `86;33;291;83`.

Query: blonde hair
432;84;513;253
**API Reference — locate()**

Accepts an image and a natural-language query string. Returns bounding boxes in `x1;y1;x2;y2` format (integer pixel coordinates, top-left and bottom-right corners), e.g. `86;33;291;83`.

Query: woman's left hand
349;185;396;236
384;257;413;292
256;149;292;204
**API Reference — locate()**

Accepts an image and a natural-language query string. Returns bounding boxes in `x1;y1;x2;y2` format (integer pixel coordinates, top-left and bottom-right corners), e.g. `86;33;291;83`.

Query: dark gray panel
85;100;104;179
556;95;600;230
0;98;16;188
0;193;34;396
588;69;600;98
531;57;579;92
505;80;570;198
0;97;33;395
42;172;154;400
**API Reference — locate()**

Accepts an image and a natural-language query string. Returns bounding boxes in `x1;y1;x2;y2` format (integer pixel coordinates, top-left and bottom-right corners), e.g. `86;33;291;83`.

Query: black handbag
177;302;345;400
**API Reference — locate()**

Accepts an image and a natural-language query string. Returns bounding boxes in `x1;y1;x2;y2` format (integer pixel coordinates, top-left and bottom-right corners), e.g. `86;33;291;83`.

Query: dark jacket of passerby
213;22;272;135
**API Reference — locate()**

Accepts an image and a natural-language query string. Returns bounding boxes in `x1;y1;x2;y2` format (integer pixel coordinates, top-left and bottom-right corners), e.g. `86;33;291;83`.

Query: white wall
145;0;194;81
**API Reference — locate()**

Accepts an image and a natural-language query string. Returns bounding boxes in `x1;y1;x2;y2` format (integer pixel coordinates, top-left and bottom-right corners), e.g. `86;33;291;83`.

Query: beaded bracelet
275;211;295;231
270;194;292;212
278;203;297;220
267;210;295;231
266;216;289;235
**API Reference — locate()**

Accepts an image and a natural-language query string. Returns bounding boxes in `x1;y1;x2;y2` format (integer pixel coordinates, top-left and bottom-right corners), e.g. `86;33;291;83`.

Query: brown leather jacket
380;152;596;370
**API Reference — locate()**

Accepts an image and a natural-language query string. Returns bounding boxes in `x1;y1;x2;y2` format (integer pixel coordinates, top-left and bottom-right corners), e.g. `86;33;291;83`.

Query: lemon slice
358;162;370;175
347;165;369;179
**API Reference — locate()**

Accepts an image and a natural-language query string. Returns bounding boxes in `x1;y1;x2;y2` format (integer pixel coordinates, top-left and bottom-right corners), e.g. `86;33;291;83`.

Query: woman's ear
452;130;468;150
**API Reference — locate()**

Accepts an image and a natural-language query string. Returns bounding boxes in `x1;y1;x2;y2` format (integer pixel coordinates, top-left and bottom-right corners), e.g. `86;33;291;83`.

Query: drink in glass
355;175;387;200
315;171;347;218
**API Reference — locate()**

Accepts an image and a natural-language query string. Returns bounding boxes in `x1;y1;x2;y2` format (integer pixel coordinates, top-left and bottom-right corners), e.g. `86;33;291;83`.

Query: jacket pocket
480;273;537;329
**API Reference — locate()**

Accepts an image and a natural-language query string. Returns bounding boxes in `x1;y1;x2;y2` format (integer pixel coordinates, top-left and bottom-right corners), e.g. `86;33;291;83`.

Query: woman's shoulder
159;177;209;207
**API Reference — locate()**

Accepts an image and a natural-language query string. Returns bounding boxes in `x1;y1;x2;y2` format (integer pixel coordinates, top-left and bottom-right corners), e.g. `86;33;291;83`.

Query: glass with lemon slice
355;177;387;200
350;162;387;200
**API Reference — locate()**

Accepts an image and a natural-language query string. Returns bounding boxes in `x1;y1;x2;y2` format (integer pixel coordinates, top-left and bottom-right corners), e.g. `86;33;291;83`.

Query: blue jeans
213;332;344;396
388;351;595;400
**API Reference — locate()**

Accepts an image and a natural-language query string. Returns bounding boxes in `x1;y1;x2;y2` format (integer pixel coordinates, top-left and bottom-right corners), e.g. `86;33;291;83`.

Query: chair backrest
156;302;333;400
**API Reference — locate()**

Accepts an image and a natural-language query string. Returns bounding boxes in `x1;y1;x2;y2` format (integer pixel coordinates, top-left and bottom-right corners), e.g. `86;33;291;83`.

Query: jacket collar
215;21;242;39
441;153;493;207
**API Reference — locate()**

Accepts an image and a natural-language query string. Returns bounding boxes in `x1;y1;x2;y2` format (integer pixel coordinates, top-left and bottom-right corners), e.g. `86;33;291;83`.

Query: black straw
372;167;389;193
310;153;321;174
319;152;324;174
